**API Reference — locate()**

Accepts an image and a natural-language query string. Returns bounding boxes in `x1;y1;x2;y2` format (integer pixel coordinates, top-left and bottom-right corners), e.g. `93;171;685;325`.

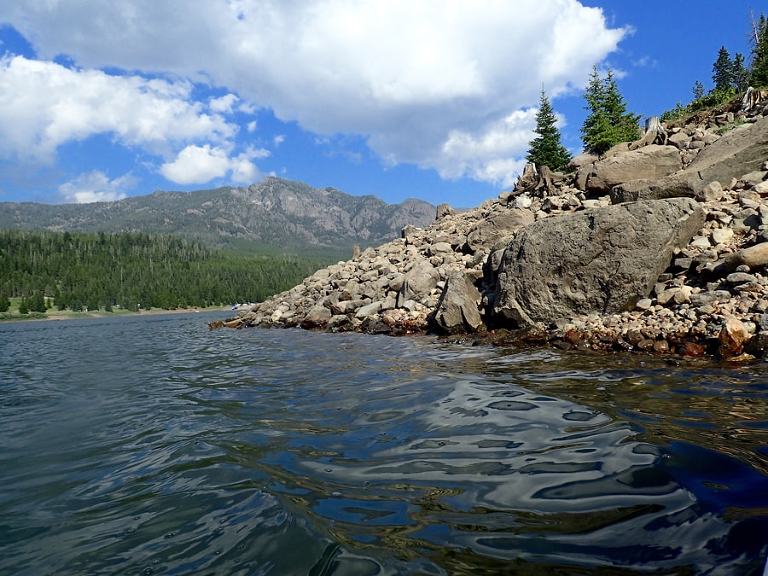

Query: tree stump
629;116;667;149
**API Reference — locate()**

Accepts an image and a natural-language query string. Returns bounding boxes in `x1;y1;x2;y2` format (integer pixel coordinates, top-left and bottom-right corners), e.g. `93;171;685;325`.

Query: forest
0;230;326;313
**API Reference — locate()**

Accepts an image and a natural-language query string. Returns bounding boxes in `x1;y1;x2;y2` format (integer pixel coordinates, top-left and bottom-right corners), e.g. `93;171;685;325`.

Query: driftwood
742;87;767;111
629;116;667;150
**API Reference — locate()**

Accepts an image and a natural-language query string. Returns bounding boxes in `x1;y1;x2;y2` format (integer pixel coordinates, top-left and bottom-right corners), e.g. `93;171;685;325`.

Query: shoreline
218;95;768;363
1;306;231;324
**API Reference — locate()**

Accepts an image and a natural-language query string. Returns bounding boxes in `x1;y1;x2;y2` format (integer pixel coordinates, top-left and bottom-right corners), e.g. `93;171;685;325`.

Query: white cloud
209;93;238;114
59;170;136;203
0;55;235;162
160;144;269;185
273;134;285;146
246;120;258;133
0;0;626;186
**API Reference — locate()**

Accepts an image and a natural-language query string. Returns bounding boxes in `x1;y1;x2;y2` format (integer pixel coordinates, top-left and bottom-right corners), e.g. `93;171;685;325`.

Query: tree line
0;230;327;314
526;12;768;171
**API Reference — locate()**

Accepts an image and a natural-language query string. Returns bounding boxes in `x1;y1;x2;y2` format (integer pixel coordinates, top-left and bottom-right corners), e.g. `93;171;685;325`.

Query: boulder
612;116;768;203
465;209;534;253
430;272;484;334
397;259;440;306
435;203;455;220
301;305;332;328
492;198;705;326
586;145;682;193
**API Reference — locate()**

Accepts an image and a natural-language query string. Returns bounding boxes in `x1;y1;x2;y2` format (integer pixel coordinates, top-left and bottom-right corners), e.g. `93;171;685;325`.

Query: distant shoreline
0;306;231;324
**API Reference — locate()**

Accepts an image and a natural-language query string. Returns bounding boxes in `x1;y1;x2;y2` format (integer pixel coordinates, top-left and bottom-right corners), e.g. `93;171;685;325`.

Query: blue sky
0;1;758;208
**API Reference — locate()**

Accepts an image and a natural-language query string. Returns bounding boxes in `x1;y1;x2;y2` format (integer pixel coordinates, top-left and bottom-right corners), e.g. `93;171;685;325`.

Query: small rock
636;298;653;311
727;272;758;285
711;228;734;245
718;317;751;358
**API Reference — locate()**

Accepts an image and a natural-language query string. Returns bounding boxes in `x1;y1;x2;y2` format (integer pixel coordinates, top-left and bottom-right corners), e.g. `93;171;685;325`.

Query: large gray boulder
492;199;705;326
586;144;682;193
465;209;534;253
430;272;483;334
612;116;768;203
397;258;440;306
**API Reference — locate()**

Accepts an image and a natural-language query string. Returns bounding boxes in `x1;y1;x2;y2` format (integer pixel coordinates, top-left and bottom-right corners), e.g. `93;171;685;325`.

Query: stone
465;209;534;253
586;145;682;193
718;317;751;358
636;298;653;310
301;305;331;328
754;181;768;195
668;131;692;149
355;300;383;319
397;259;440;306
727;272;758;284
493;198;705;326
611;117;768;203
430;272;484;334
699;181;724;202
435;203;455;220
711;228;734;245
690;236;711;250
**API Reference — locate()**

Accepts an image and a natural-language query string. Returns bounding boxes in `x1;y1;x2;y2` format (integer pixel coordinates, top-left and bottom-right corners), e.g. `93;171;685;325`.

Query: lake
1;313;767;575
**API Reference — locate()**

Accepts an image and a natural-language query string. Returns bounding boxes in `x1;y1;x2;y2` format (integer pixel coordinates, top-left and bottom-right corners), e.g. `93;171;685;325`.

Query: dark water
1;313;767;575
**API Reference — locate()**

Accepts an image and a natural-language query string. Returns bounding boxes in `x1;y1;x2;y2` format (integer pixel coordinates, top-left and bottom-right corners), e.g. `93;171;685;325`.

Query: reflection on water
0;314;767;575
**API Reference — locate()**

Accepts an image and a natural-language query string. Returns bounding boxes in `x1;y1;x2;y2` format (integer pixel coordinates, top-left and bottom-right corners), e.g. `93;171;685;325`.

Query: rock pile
226;93;768;360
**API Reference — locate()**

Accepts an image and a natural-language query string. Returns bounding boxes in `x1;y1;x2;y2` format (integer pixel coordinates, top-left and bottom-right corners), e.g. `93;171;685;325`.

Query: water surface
1;313;767;575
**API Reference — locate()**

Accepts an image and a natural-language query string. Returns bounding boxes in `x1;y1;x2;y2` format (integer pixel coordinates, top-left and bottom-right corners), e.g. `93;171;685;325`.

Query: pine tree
526;90;571;171
713;46;734;91
692;80;705;100
0;293;9;313
18;298;29;315
582;68;640;155
603;71;641;145
581;67;613;155
751;14;768;87
732;53;749;91
29;291;47;313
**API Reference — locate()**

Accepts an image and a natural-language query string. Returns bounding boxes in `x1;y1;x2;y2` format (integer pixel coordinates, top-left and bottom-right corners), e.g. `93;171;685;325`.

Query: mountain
0;177;436;254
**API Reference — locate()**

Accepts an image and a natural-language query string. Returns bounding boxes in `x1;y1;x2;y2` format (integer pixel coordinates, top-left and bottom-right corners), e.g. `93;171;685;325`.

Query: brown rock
718;317;751;358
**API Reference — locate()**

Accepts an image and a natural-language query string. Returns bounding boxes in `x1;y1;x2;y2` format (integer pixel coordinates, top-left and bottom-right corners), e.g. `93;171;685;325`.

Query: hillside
0;177;436;254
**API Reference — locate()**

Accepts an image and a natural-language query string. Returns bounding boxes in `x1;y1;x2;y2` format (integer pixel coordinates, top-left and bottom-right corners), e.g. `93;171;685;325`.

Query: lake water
1;313;767;575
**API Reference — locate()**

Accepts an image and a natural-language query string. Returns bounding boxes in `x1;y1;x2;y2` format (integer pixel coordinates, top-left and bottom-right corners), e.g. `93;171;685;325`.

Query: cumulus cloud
0;55;235;162
209;93;238;114
160;144;269;185
0;0;626;185
59;170;136;203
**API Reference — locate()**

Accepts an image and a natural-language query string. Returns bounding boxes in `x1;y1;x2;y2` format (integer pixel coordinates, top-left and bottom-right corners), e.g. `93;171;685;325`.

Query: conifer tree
18;298;29;315
751;14;768;87
732;53;749;91
526;90;571;171
582;67;640;155
692;80;705;100
0;293;9;313
713;46;734;91
603;71;641;144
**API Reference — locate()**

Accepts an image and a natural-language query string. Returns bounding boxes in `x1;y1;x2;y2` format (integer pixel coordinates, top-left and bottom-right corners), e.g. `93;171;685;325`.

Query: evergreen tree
713;46;734;91
0;293;9;313
603;71;641;145
29;291;47;313
582;68;640;155
526;90;571;171
18;298;29;315
581;67;612;155
732;53;749;91
692;80;705;100
751;14;768;87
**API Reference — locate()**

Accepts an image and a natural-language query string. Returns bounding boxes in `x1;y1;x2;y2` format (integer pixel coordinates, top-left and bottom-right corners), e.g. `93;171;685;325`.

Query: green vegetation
661;14;767;124
0;230;329;314
751;14;768;87
526;90;571;171
581;67;641;155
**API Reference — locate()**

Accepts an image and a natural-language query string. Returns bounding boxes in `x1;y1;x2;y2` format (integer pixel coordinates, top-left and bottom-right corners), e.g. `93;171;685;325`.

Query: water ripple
0;314;766;575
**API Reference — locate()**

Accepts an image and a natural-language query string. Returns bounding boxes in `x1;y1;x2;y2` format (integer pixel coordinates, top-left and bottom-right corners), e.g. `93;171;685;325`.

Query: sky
0;1;760;208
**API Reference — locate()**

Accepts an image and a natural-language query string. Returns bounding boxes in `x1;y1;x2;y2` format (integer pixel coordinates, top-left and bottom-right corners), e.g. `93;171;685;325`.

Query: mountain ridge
0;176;437;253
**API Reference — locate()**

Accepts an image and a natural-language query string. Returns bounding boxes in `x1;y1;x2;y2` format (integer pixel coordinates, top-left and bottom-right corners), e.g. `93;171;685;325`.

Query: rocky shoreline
219;92;768;361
